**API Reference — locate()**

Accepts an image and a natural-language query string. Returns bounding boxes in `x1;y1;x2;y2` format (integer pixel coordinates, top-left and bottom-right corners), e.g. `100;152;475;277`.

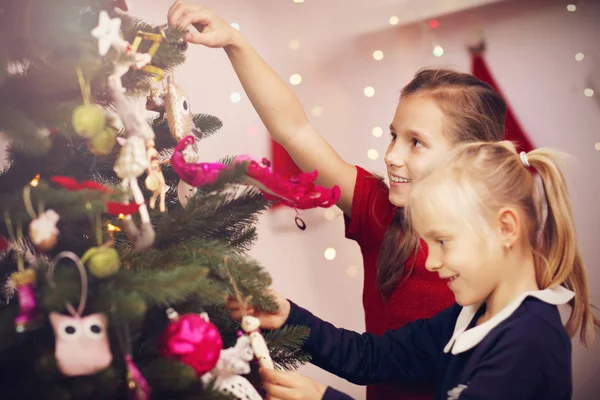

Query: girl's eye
390;132;397;141
438;240;446;246
412;138;424;148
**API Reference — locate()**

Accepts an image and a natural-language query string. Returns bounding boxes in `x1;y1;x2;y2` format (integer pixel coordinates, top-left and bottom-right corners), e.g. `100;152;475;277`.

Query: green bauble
81;247;121;278
72;104;105;138
87;126;117;156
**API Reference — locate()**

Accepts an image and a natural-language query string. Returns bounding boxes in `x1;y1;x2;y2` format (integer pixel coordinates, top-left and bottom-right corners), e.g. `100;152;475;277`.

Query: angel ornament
201;335;262;400
241;315;274;370
92;11;168;249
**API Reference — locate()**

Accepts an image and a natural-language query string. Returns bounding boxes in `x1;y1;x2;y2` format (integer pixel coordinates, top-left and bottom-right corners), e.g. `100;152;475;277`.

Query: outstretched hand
167;1;241;48
226;289;291;330
261;368;327;400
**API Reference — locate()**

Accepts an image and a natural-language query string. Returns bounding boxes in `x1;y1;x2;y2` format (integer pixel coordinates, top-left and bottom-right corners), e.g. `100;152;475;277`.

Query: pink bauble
159;313;222;376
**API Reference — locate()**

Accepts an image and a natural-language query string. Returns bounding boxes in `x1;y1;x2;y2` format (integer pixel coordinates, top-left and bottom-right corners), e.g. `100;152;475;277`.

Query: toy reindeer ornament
92;11;167;249
146;75;204;207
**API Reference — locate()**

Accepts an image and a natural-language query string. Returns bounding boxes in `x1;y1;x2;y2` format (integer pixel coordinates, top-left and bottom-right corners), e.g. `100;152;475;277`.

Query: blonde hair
407;141;599;346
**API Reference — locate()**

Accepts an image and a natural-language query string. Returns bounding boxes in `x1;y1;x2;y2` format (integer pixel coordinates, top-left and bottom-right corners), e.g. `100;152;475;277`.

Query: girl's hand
226;289;291;330
167;1;241;48
261;368;327;400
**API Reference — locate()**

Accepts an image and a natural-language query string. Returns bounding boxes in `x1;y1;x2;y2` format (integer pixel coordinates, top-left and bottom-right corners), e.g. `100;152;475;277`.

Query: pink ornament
171;136;341;210
126;355;151;400
159;309;223;376
235;156;341;210
11;269;43;333
170;136;228;187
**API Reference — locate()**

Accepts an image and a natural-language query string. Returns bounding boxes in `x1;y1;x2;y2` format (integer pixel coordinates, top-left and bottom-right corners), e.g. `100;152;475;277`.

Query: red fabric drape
269;138;302;210
471;51;535;152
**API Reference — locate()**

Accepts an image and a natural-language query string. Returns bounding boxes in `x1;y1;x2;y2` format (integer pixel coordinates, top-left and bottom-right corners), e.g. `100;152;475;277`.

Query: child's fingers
263;381;295;400
225;297;254;312
228;309;244;321
177;9;213;32
260;368;300;388
167;1;188;27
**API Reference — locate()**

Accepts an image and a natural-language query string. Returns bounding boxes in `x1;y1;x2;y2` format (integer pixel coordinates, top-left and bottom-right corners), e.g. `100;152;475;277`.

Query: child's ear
496;207;520;248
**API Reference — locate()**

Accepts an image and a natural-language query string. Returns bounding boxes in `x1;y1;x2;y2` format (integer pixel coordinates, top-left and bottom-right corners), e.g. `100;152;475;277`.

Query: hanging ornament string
113;316;151;400
4;212;24;272
221;257;250;317
94;211;103;247
22;184;39;220
76;67;92;105
47;251;88;317
221;258;274;369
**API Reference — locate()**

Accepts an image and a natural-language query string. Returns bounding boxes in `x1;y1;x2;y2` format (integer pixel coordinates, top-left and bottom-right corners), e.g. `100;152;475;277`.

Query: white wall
3;0;598;398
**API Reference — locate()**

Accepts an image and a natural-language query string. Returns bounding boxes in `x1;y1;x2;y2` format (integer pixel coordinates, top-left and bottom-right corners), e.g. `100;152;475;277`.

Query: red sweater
344;166;455;400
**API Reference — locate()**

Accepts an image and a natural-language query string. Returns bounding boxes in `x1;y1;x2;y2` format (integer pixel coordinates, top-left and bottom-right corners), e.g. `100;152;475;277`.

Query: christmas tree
0;1;339;398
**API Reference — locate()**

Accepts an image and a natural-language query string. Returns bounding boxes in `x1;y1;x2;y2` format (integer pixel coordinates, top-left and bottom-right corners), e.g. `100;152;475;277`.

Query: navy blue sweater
285;293;572;400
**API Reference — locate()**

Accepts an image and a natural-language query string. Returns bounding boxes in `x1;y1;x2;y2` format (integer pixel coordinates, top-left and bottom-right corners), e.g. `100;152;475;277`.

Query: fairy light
389;16;399;25
289;74;302;85
372;126;383;137
595;143;600;150
230;23;240;31
324;247;336;260
107;223;121;232
29;174;40;187
373;50;384;60
428;19;439;29
584;88;594;97
118;213;125;220
230;92;241;103
433;45;444;57
293;0;304;3
567;4;576;12
367;149;379;160
364;86;375;97
575;52;584;61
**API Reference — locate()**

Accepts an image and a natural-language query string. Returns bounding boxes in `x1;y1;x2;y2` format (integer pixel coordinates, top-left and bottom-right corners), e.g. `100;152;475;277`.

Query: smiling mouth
441;275;459;285
389;175;411;183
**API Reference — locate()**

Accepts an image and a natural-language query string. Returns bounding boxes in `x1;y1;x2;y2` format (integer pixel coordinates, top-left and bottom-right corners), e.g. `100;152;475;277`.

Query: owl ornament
47;251;112;376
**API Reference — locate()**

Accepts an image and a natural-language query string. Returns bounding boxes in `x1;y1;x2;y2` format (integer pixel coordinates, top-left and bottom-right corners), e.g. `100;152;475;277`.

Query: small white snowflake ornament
91;11;122;56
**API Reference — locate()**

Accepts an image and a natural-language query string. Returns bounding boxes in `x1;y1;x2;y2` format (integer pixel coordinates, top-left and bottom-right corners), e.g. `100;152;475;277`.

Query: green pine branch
106;266;213;309
0;107;52;157
144;358;234;399
0;180;117;226
150;113;224;148
153;180;268;249
264;325;312;370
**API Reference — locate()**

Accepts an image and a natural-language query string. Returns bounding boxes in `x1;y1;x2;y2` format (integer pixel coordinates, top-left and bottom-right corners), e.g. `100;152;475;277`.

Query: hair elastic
519;151;530;168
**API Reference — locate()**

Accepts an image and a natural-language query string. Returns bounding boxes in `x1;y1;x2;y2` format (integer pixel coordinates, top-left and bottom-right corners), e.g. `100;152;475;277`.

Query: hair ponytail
527;150;600;346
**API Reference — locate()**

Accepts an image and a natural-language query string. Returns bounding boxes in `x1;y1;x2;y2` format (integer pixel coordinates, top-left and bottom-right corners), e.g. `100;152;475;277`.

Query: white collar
443;285;574;355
